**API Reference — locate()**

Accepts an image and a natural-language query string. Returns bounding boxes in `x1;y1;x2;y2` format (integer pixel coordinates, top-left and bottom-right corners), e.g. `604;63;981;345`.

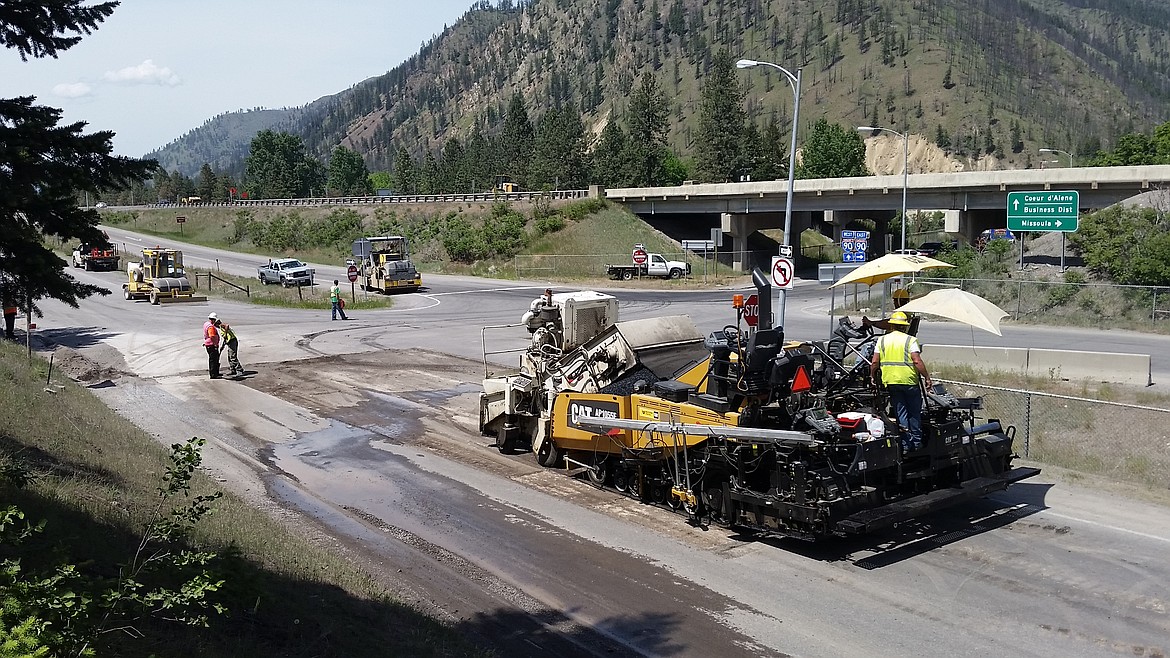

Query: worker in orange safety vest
203;312;221;379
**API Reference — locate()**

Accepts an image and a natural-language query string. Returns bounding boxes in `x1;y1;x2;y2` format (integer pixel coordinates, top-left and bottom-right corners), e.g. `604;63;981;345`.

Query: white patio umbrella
896;288;1009;336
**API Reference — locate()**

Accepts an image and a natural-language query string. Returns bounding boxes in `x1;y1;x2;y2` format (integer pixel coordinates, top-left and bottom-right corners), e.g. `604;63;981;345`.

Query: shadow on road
36;326;115;350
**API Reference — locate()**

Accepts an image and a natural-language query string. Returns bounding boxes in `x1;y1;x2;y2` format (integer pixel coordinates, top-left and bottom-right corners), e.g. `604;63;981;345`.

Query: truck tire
84;259;92;271
669;268;682;279
621;270;633;281
149;291;159;305
123;288;131;300
72;257;80;269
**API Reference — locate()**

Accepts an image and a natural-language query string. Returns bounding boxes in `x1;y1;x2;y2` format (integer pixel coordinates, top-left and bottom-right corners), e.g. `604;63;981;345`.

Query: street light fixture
736;58;802;328
857;126;909;253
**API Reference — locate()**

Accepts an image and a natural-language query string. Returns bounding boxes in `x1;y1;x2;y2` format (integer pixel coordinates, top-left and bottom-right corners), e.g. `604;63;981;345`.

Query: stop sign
346;264;359;282
632;248;648;265
743;294;760;327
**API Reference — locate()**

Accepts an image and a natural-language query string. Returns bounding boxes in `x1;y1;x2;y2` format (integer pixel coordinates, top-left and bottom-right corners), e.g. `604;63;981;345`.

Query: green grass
0;342;486;657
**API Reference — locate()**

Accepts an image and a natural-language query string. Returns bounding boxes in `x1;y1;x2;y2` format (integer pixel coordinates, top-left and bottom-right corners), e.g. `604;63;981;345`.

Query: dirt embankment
864;134;1006;175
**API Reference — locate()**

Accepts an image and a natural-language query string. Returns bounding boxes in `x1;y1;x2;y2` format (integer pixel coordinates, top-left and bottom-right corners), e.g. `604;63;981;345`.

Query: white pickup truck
257;258;315;287
606;252;691;280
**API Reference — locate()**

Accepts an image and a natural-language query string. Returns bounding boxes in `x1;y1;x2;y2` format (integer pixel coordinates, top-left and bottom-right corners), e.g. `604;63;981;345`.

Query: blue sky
2;1;476;157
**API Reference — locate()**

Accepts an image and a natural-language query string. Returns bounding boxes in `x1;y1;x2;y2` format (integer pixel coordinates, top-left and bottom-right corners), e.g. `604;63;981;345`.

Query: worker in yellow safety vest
869;310;933;452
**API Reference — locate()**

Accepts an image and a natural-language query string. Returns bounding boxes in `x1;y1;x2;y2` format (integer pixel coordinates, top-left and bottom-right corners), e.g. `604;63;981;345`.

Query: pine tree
530;106;589;190
623;73;670;187
392;147;417;194
2;3;156;310
590;119;630;188
499;93;535;186
695;50;747;182
196;163;217;199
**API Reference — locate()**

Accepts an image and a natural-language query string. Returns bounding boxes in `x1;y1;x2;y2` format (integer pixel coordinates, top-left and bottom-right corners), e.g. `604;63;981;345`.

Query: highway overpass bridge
605;165;1170;270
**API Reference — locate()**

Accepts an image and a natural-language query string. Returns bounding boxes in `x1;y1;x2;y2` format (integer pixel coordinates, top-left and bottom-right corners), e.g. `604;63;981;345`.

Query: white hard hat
208;312;217;320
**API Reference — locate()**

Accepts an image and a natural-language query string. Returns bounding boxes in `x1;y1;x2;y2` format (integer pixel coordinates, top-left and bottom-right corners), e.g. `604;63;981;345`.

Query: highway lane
28;255;1170;657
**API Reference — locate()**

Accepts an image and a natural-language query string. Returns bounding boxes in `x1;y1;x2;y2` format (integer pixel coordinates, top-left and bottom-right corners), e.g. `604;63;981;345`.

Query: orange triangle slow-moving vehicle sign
791;365;813;393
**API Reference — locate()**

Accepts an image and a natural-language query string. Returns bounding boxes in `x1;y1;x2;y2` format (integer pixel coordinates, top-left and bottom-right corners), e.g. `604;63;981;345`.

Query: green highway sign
1006;190;1080;232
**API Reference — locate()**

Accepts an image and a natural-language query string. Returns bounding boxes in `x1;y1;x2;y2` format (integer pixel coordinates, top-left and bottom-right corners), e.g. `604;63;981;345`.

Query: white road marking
990;495;1170;544
1040;510;1170;544
427;286;566;297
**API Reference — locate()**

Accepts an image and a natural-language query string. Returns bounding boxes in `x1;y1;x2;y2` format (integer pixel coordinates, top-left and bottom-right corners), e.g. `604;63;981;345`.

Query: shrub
442;217;488;262
102;211;136;226
562;198;607;222
534;214;566;235
483;206;528;258
230;210;254;244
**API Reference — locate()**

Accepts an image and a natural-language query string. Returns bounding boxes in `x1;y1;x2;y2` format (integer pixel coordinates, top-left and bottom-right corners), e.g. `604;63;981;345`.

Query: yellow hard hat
889;310;910;325
892;288;910;300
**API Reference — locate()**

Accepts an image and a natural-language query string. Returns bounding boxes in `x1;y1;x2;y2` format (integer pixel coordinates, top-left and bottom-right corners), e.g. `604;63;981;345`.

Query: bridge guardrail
133;189;590;210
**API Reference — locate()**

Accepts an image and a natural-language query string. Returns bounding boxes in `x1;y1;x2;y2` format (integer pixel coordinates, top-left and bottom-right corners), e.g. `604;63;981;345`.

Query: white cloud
102;59;181;86
52;82;93;98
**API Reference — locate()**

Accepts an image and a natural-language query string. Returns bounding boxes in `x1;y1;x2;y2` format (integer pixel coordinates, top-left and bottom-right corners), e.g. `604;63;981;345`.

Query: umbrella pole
829;286;835;336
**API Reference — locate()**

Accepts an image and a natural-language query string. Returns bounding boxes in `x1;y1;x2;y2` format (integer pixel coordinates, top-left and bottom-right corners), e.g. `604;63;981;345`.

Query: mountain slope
149;0;1170;177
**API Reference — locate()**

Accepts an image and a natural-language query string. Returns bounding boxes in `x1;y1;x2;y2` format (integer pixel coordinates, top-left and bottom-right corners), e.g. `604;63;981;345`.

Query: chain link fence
941;379;1170;489
911;277;1170;326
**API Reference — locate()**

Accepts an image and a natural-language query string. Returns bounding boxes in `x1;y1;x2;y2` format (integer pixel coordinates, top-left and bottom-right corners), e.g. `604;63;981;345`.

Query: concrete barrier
924;345;1030;373
1027;348;1151;387
925;344;1151;386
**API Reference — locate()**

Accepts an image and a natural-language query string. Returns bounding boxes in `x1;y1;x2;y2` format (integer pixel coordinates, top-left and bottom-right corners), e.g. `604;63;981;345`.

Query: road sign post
743;293;760;327
1006;191;1080;232
176;215;186;234
347;264;359;303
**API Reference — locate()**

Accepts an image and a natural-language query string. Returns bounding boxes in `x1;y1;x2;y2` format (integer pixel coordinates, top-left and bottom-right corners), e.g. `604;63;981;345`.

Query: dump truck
71;236;120;271
123;247;206;305
480;274;1038;540
352;236;421;293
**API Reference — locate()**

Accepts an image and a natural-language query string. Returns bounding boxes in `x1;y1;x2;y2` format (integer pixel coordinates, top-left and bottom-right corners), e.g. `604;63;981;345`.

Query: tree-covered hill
149;0;1170;178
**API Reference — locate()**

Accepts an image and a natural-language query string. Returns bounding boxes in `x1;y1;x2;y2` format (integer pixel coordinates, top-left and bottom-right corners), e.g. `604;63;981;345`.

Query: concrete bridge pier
824;209;894;254
720;211;815;272
953;209;1008;244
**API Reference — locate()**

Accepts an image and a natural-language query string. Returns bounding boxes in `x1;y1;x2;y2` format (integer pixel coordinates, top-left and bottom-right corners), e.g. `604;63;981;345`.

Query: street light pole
857;126;908;252
1039;147;1076;271
736;58;802;329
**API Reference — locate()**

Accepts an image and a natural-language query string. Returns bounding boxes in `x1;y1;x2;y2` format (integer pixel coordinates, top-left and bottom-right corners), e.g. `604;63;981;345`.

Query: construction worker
329;280;348;320
203;312;221;379
869;310;933;453
215;317;243;377
3;301;16;340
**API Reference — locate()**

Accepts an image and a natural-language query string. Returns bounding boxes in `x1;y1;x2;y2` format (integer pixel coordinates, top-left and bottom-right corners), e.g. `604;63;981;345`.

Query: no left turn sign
771;256;794;289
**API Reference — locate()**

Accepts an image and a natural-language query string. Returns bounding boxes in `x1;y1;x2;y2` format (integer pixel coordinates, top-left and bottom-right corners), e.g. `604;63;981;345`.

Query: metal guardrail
193;272;250;297
137;189;590;210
